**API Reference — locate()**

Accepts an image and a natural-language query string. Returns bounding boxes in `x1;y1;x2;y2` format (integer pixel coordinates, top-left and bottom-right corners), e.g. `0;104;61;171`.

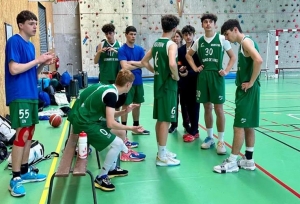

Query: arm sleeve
103;92;117;108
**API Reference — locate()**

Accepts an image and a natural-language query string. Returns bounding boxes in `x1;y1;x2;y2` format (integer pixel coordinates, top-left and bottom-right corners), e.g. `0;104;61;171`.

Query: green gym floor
1;76;300;204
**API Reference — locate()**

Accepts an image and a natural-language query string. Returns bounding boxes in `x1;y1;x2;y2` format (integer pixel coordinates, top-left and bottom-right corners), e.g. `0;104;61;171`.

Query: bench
277;67;300;78
47;125;97;204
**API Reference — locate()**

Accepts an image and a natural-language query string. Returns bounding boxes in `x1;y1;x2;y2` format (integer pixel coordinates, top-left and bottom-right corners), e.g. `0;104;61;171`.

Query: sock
12;171;21;179
218;132;224;142
158;145;167;158
21;163;29;175
207;128;213;138
228;154;238;162
122;121;127;126
245;147;254;160
133;121;139;126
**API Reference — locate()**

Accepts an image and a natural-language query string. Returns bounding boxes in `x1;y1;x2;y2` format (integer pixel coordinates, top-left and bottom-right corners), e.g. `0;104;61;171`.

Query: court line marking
288;114;300;120
39;100;75;204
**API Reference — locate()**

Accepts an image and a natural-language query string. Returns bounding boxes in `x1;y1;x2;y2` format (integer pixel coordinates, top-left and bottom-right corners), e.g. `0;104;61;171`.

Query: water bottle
78;131;87;159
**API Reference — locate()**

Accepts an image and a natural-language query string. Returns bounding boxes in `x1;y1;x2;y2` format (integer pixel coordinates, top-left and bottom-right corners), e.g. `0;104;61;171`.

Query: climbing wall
79;0;132;77
133;0;300;75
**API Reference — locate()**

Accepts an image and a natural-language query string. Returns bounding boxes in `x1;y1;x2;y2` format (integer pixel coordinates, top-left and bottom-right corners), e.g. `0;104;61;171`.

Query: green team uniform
9;100;39;129
124;85;144;105
152;38;177;122
70;84;118;151
98;40;121;84
234;36;260;128
196;33;225;104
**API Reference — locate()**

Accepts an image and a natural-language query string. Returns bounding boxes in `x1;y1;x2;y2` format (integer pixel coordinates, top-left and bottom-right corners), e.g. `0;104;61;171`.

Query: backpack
38;91;50;107
7;140;59;169
0;141;8;163
0;115;16;145
52;71;61;81
60;71;71;86
43;85;56;105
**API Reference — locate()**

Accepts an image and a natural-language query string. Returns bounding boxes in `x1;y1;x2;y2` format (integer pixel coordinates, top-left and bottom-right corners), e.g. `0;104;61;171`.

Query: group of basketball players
5;9;262;196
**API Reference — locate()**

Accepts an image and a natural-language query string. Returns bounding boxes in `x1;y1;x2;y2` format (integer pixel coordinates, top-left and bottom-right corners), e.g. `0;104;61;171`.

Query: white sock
246;147;254;152
158;145;167;158
228;154;238;162
218;132;224;142
207;128;213;138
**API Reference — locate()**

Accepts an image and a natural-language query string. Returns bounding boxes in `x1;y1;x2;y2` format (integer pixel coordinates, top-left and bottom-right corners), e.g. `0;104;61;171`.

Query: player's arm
141;49;154;73
9;52;54;75
243;39;263;85
168;43;179;81
120;60;139;70
94;43;106;64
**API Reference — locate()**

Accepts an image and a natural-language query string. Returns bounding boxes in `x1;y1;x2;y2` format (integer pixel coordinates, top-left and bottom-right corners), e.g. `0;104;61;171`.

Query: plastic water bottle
78;131;87;159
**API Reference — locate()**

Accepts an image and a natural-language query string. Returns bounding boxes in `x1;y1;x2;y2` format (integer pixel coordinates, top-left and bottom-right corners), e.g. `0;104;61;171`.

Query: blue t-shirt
5;34;38;105
118;44;145;85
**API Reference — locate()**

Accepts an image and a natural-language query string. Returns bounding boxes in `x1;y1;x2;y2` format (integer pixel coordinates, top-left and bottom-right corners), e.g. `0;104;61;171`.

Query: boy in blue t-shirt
5;10;55;197
118;26;154;135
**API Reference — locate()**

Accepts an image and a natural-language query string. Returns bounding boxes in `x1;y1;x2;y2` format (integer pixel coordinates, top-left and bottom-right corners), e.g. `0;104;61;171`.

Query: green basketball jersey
197;33;224;71
151;38;177;99
73;84;118;124
236;36;260;86
99;40;121;81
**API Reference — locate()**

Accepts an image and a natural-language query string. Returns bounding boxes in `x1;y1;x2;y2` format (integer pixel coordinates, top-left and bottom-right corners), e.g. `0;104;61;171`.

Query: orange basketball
49;114;63;128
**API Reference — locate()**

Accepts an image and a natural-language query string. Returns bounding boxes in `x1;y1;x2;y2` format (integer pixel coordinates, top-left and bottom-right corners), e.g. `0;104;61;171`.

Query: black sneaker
132;129;150;135
108;167;129;178
168;126;177;133
94;175;115;192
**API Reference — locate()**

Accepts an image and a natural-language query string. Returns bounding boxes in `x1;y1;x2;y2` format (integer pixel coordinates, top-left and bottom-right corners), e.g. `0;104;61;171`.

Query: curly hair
17;10;37;26
201;13;218;23
161;15;180;33
181;25;195;35
221;19;243;34
102;23;115;33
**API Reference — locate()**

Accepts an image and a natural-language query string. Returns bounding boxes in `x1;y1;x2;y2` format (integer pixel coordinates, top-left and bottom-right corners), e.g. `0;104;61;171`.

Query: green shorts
9;100;39;129
153;90;177;122
196;71;225;104
234;82;260;128
124;84;145;105
73;121;116;152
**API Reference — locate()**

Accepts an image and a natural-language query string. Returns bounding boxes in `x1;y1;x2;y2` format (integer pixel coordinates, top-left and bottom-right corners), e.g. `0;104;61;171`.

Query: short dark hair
201;13;218;23
161;15;180;33
181;25;195;35
221;19;243;34
17;10;37;26
125;26;137;34
102;23;115;33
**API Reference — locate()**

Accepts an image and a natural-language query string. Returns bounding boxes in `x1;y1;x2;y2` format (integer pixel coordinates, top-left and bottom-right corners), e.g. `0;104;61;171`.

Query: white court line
287;114;300;120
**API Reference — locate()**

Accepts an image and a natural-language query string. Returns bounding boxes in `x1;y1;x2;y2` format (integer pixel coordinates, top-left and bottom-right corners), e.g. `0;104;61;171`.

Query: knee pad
13;127;30;147
28;125;35;140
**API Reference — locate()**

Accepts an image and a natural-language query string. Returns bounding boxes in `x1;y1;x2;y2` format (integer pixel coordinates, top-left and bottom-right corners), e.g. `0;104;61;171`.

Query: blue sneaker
125;139;139;148
20;167;46;183
201;137;215;149
121;149;146;162
9;177;26;197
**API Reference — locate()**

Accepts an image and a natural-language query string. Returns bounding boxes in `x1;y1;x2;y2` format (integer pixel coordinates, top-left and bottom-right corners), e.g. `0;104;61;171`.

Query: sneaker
168;126;177;133
94;175;115;192
216;141;227;155
201;137;215;149
120;149;146;162
8;177;26;197
213;159;239;173
108;167;129;178
125;139;139;148
166;150;177;158
20;167;46;183
183;133;199;139
156;156;180;167
132;129;150;135
183;133;199;142
237;156;256;171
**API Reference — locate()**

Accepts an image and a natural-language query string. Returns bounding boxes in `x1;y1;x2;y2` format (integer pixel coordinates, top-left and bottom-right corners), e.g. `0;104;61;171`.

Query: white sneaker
237;156;256;171
216;141;227;155
156;156;180;167
166;150;177;158
201;137;215;149
213;159;239;173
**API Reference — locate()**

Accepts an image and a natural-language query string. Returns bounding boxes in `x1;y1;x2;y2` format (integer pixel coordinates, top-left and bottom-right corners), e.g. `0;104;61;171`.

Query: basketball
49;114;63;128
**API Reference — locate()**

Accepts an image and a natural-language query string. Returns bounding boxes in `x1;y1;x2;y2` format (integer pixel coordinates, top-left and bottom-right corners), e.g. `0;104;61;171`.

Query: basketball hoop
57;0;79;17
